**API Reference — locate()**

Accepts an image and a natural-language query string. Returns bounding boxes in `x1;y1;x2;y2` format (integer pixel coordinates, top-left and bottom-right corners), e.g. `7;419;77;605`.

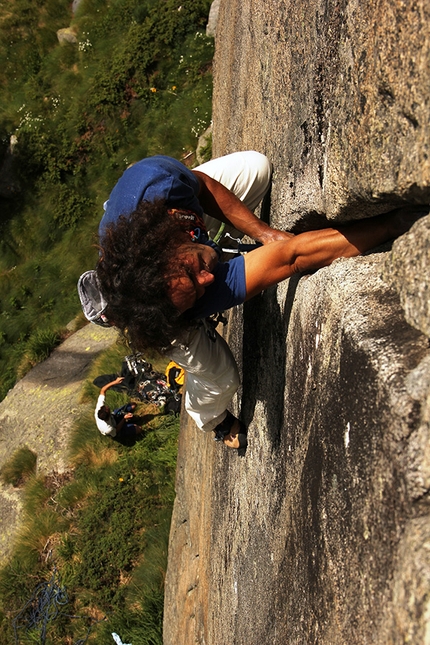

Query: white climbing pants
168;150;272;432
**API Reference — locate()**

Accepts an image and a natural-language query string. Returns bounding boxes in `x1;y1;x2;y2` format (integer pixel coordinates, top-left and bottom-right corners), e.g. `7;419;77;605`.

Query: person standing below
95;376;141;439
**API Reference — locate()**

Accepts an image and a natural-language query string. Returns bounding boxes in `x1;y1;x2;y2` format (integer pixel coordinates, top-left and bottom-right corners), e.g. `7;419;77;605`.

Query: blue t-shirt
187;257;246;319
99;155;203;239
99;155;247;318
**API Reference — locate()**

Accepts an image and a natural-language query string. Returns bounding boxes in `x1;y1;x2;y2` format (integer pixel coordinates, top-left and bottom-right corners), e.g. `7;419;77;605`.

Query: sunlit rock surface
164;1;430;643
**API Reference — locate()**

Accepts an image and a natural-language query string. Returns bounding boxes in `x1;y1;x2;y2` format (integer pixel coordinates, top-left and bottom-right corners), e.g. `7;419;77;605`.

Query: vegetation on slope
0;342;180;645
0;0;213;641
0;0;213;399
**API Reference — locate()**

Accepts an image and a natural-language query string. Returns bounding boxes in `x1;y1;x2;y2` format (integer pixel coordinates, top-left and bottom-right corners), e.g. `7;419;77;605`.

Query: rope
12;566;106;645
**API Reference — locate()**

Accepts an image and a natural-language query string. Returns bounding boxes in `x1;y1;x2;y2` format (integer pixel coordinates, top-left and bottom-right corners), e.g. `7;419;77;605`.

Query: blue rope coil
12;566;106;645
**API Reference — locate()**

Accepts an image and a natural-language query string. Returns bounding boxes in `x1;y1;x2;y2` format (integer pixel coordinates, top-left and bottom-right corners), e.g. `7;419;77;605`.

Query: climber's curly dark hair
96;199;193;352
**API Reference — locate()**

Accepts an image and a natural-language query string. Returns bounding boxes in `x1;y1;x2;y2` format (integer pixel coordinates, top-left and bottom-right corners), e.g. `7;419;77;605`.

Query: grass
0;447;37;487
0;0;213;401
16;328;64;380
0;1;210;639
0;344;180;645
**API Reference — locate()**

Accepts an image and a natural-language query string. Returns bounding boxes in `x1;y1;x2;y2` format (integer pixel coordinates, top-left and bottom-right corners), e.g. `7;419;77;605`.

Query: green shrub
24;328;62;363
0;0;213;400
0;447;37;487
15;509;68;561
15;328;63;380
0;0;206;634
0;341;179;644
56;477;94;510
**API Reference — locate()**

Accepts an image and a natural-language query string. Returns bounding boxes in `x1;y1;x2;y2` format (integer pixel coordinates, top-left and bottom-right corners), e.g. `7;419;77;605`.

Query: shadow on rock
241;274;301;449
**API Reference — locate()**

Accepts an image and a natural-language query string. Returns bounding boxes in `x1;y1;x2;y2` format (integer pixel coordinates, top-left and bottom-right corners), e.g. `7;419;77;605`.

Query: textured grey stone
72;0;84;15
56;28;77;46
206;0;221;38
196;124;212;165
382;214;430;338
212;0;430;227
164;0;430;643
165;255;430;644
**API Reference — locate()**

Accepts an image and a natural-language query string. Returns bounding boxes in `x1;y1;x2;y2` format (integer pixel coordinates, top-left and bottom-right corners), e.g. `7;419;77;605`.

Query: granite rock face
164;1;430;644
383;215;430;338
212;0;430;225
165;259;430;645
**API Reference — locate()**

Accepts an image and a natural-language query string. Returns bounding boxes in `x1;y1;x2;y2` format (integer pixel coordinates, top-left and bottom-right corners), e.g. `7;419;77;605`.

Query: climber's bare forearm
193;170;292;243
244;207;422;299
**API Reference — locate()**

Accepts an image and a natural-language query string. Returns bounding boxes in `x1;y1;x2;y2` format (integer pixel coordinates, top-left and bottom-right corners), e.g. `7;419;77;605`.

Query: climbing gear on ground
165;360;185;389
12;564;106;645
